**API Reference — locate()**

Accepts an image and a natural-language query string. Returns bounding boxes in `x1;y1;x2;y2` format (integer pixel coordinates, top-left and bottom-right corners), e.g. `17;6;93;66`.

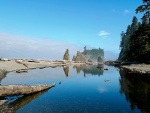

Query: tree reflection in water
73;64;104;77
119;69;150;113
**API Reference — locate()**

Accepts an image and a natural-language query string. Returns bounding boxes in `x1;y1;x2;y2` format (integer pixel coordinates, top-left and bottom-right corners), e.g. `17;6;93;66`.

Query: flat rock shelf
0;84;55;97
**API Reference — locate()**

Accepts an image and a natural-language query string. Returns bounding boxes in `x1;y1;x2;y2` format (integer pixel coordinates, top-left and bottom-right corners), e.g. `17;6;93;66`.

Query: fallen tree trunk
0;84;55;97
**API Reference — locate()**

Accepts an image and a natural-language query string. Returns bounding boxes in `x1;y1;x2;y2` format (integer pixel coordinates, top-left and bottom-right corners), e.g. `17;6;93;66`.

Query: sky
0;0;143;60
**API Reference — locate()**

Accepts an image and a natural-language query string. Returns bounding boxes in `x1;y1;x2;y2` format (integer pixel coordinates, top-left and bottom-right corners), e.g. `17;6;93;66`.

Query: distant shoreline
0;58;102;73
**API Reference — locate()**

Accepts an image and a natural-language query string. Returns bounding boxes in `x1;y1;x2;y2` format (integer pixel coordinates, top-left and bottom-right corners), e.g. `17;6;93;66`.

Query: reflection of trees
119;69;150;112
63;66;69;77
73;65;104;77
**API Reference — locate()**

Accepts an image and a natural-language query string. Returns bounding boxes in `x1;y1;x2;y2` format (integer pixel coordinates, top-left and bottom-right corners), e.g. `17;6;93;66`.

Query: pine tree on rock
63;49;69;60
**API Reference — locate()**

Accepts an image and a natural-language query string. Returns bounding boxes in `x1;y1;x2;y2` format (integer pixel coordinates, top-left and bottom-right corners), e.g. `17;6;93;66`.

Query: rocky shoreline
105;60;150;74
121;64;150;74
0;58;100;72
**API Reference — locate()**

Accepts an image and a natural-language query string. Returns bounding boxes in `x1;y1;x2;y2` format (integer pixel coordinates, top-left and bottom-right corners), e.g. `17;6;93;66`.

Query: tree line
118;0;150;63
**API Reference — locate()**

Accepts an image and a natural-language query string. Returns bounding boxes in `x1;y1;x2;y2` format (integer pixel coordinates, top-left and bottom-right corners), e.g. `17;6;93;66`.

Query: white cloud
98;30;110;38
0;33;83;60
124;10;131;15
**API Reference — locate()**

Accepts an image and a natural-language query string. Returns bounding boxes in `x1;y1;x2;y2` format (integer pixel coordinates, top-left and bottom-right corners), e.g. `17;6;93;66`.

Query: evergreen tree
136;0;150;24
130;16;138;34
127;24;150;63
119;0;150;63
118;16;139;61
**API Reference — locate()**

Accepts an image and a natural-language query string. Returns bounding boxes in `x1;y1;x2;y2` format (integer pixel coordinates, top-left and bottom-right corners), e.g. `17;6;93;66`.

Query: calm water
1;65;150;113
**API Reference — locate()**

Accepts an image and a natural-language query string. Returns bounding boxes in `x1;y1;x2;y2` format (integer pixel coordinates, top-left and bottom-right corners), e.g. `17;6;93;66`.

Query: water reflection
73;64;104;77
63;66;69;77
119;69;150;113
2;65;144;112
8;89;49;111
0;89;49;112
73;65;84;74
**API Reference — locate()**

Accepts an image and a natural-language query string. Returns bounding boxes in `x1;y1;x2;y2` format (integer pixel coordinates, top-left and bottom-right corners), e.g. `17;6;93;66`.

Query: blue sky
0;0;143;60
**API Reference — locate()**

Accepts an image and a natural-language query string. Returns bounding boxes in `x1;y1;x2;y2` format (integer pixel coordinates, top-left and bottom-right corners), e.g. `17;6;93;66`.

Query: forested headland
118;0;150;63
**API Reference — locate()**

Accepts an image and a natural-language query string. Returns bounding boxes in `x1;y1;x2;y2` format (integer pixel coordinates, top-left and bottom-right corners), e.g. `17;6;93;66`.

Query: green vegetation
82;46;104;61
118;0;150;63
63;49;69;60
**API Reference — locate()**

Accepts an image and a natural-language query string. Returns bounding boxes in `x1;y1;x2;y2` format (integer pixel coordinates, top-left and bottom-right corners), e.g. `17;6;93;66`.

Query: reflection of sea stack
82;65;104;76
63;66;69;77
73;65;84;74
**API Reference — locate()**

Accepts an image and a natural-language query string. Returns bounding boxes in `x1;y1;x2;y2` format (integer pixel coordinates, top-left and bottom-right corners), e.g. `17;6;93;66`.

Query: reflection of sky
2;66;141;113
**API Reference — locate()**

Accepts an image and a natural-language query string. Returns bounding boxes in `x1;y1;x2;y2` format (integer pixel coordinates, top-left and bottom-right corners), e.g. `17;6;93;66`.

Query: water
1;65;150;113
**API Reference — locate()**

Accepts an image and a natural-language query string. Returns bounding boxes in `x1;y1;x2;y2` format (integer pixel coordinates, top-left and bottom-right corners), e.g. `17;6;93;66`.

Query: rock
97;56;104;63
0;100;8;105
63;49;69;60
72;56;76;61
15;69;28;73
105;61;121;67
82;47;104;62
27;59;40;63
0;84;55;97
0;58;10;61
72;51;85;62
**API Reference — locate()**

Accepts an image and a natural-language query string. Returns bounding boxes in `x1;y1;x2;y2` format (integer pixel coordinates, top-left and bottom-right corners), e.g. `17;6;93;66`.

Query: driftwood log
0;84;55;97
